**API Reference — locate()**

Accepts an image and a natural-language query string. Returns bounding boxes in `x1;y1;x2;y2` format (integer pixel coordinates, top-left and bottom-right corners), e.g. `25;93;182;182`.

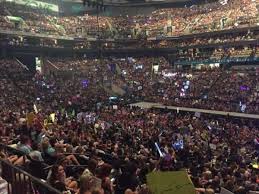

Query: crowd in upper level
0;0;258;39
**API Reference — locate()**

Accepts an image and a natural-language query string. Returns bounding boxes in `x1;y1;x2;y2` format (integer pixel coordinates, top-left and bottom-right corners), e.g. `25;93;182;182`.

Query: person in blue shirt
17;135;32;155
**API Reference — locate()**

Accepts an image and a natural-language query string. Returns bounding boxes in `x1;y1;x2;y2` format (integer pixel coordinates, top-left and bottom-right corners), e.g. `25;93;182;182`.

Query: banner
252;163;258;169
6;16;24;23
33;104;38;114
5;0;59;12
220;17;228;29
26;112;35;126
49;113;55;123
194;112;201;118
147;171;195;194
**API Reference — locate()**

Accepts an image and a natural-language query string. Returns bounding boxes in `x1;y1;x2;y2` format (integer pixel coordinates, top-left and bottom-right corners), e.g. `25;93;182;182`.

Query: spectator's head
235;186;246;194
49;164;66;184
66;144;73;153
137;186;152;194
88;159;98;175
20;135;29;145
41;138;49;151
79;175;104;194
49;136;57;147
97;163;112;179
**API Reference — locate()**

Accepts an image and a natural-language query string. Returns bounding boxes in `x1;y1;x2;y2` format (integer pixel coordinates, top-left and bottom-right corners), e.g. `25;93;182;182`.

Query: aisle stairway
102;84;117;96
111;83;126;96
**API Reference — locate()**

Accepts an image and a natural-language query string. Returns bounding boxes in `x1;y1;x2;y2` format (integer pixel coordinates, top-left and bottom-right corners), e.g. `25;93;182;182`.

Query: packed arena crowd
0;58;258;194
0;0;259;193
39;56;259;115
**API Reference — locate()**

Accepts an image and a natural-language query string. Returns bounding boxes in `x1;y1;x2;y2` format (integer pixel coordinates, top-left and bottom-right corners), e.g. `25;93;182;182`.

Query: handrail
44;164;88;169
47;60;60;70
15;58;29;71
66;165;88;168
0;143;26;156
0;158;62;194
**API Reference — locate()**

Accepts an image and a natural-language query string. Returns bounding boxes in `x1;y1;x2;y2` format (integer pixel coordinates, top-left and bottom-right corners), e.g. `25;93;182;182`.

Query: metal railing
0;158;62;194
0;143;25;156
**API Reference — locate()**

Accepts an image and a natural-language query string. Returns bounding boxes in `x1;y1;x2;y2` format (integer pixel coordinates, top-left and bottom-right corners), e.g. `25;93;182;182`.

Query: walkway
130;102;259;119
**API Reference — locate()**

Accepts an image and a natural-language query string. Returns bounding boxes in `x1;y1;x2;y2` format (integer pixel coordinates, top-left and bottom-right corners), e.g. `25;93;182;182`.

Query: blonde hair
79;175;102;194
205;188;215;194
